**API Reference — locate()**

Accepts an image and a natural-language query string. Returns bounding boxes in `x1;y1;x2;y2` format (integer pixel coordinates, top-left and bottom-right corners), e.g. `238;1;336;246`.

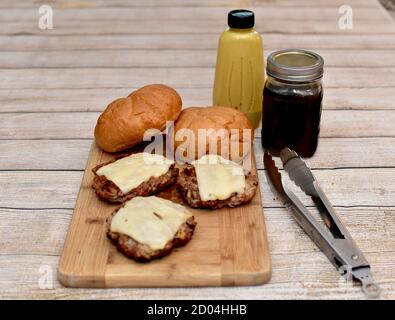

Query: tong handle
284;182;371;271
267;149;381;298
281;148;369;269
313;182;370;268
283;186;348;268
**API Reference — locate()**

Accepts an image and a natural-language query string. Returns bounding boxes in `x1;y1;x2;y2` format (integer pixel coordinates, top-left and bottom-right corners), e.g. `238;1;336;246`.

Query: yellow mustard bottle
213;9;265;128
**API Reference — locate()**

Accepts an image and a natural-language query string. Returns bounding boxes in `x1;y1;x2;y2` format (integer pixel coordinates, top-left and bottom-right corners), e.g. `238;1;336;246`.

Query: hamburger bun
173;106;253;162
95;84;182;152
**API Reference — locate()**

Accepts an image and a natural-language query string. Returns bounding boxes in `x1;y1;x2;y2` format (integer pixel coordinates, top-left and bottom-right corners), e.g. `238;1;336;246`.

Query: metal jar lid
266;49;324;82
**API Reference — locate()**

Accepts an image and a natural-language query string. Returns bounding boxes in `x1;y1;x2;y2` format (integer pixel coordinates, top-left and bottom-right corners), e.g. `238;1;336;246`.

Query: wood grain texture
58;143;271;287
1;207;394;257
2;34;395;51
2;49;395;68
1;67;395;89
1;137;395;171
0;7;387;22
1;110;394;140
0;0;382;9
1;167;395;210
0;206;394;299
3;19;395;35
1;87;395;113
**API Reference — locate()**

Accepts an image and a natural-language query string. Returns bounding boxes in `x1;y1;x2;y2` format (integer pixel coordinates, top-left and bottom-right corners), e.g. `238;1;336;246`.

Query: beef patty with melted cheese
92;152;177;203
177;155;258;209
106;196;196;262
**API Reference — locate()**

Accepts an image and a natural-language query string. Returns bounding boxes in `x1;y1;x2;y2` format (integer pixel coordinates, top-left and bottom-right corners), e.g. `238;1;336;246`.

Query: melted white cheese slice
110;196;192;250
192;154;246;201
96;153;173;194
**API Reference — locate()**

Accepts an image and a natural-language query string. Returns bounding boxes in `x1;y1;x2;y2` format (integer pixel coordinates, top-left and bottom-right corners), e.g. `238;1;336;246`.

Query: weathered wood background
0;0;394;299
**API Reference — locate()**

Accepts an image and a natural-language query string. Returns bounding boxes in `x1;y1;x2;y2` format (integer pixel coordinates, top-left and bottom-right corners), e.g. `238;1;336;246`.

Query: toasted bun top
173;106;254;161
95;84;182;153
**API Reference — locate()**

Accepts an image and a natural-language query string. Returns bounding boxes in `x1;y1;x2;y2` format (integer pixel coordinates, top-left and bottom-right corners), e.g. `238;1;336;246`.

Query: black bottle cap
228;9;254;29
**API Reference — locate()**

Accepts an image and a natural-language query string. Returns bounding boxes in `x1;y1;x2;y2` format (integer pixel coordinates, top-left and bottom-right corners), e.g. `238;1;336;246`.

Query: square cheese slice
96;152;174;194
110;196;192;251
192;154;246;201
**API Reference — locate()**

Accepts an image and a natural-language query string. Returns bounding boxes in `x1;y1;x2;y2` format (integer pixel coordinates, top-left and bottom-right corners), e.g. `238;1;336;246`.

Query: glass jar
261;49;324;158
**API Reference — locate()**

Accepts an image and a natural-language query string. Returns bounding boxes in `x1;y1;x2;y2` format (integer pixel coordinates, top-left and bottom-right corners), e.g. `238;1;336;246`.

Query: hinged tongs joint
264;148;381;298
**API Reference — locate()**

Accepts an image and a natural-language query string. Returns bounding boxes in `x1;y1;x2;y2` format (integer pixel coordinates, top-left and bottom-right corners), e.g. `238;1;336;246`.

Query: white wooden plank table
0;0;394;300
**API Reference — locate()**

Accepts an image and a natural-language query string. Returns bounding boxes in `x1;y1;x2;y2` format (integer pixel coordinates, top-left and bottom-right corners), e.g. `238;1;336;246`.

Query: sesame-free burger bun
173;106;253;161
95;84;182;153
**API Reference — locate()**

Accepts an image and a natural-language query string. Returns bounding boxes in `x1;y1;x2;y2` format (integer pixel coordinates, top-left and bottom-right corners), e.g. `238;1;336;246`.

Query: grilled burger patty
177;165;258;209
92;160;178;203
106;207;197;262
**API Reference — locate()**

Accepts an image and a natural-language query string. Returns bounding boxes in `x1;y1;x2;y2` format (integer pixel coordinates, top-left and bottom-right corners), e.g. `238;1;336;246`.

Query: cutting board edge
58;244;272;288
57;270;272;288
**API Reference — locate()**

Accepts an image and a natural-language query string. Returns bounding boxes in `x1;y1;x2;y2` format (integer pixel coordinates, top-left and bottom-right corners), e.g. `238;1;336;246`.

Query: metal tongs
264;148;381;298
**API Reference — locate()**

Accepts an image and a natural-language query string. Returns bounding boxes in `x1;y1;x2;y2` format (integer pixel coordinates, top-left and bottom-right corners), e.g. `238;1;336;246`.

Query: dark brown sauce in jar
262;81;323;157
261;49;324;158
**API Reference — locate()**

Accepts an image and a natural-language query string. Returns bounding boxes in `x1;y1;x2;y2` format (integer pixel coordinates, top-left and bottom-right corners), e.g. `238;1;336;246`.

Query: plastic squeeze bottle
213;9;265;128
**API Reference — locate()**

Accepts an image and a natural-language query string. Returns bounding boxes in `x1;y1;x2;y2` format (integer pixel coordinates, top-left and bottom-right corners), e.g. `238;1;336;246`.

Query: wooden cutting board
58;142;271;288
